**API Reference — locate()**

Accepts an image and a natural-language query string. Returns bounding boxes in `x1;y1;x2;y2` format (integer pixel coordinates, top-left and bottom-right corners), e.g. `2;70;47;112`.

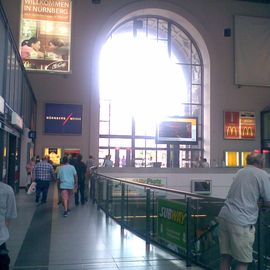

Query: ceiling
236;0;270;3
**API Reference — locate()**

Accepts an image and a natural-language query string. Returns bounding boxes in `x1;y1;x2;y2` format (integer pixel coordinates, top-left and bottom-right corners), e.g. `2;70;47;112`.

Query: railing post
146;188;151;245
91;172;96;204
121;183;125;230
186;196;192;267
106;180;110;218
95;175;100;211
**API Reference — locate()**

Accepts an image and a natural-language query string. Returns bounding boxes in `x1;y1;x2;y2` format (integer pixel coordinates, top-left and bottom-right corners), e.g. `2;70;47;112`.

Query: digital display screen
44;103;82;134
156;117;198;144
191;180;212;195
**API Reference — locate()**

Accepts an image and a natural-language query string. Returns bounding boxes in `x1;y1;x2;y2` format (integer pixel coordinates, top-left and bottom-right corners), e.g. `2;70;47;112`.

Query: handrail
93;172;270;270
94;172;223;200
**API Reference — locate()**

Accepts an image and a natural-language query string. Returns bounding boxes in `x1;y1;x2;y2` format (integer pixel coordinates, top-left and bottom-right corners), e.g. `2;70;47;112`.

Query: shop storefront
44;147;81;166
0;2;37;190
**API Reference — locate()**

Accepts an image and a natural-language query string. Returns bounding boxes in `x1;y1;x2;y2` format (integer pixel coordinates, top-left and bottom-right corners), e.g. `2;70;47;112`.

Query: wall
98;167;238;198
2;0;270;165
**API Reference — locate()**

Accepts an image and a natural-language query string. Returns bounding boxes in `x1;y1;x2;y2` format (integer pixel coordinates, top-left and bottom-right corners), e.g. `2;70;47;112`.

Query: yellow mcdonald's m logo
226;126;238;136
242;127;253;137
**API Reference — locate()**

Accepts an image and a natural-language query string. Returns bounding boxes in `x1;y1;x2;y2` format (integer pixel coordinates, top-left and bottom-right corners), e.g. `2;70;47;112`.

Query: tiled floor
7;184;204;270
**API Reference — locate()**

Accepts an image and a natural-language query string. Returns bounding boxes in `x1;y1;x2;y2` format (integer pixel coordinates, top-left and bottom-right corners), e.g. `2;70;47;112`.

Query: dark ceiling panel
236;0;270;3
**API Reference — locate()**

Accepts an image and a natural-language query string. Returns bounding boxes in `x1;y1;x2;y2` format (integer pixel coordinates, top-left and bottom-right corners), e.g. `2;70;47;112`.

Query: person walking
58;156;77;217
74;154;87;205
218;152;270;270
0;181;17;270
25;157;35;192
33;156;55;204
55;158;64;205
102;154;113;167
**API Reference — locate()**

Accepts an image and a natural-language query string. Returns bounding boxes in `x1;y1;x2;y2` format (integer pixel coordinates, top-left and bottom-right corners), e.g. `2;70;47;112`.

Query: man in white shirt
0;182;17;270
218;152;270;270
103;155;113;167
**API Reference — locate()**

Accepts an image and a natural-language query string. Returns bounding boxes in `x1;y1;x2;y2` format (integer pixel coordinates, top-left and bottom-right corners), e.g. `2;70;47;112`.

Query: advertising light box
20;0;72;73
224;111;256;140
44;103;82;134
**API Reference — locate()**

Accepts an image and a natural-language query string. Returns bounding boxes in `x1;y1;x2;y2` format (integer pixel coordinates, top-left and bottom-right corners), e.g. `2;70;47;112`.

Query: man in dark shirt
74;154;87;205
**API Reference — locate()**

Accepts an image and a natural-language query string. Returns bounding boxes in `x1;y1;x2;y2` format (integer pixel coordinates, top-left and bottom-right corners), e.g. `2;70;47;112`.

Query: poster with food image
20;0;72;73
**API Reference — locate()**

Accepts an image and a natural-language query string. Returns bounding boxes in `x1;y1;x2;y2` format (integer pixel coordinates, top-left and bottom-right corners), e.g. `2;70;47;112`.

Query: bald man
218;152;270;270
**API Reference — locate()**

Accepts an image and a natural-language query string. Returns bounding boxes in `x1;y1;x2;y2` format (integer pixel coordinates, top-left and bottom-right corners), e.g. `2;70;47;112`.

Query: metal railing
90;172;270;270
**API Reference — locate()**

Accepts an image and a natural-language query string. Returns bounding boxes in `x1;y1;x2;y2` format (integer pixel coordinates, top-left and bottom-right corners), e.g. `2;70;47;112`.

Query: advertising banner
44;103;82;134
157;199;187;251
224;111;256;139
20;0;72;73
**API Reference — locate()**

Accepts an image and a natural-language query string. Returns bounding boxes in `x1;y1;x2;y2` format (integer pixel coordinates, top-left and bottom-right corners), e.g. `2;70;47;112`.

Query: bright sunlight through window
99;33;187;132
98;16;203;168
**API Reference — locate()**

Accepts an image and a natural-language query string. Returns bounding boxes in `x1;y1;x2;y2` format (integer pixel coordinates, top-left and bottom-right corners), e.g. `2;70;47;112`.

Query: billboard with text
44;103;82;134
20;0;72;73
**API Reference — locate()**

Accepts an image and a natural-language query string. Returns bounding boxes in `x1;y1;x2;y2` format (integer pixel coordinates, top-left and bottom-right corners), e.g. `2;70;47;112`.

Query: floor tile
9;185;204;270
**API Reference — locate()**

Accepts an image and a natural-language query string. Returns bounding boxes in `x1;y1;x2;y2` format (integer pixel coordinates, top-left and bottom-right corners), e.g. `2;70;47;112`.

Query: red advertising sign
224;111;255;140
240;112;256;139
224;112;240;139
20;0;72;73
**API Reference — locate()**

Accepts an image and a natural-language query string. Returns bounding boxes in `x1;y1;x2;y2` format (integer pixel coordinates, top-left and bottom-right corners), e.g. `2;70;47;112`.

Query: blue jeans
35;180;50;203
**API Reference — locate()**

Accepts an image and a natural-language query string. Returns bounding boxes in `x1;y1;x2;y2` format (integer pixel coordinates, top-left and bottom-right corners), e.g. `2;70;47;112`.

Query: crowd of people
25;154;97;217
192;156;210;168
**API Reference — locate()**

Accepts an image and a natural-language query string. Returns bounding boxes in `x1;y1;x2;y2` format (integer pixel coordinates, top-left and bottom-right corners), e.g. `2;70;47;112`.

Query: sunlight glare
99;33;187;132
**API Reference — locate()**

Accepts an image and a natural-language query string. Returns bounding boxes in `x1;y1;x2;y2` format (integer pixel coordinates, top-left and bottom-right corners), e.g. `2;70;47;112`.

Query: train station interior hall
1;0;270;269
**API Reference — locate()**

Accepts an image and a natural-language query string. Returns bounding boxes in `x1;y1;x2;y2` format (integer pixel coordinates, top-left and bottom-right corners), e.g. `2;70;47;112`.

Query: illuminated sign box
0;96;4;114
19;0;72;73
11;111;23;129
224;111;256;140
156;116;198;144
44;103;82;134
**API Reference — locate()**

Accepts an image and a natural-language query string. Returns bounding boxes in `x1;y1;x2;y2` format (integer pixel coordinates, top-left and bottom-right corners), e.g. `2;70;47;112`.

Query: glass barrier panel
96;175;108;211
121;183;148;237
94;173;270;270
109;179;122;219
254;208;270;270
189;198;224;269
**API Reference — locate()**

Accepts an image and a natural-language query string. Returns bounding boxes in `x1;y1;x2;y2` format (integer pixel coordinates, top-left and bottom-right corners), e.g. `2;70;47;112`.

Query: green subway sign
157;199;187;250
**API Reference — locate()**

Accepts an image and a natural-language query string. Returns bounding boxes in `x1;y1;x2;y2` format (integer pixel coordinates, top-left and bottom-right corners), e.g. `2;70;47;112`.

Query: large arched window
99;16;203;168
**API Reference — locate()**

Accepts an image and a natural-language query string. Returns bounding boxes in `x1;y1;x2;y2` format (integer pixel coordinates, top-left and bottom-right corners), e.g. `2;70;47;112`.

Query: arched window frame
98;15;204;168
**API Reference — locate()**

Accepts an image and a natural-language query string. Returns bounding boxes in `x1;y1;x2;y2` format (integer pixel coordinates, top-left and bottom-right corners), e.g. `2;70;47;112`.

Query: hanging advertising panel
224;111;256;139
44;103;82;134
20;0;72;73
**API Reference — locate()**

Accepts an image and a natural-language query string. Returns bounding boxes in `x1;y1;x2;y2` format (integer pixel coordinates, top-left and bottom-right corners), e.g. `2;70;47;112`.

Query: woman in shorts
57;156;77;217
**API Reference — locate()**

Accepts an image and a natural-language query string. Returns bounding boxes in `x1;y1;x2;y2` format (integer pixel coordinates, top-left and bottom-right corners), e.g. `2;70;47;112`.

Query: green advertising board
157;199;187;251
